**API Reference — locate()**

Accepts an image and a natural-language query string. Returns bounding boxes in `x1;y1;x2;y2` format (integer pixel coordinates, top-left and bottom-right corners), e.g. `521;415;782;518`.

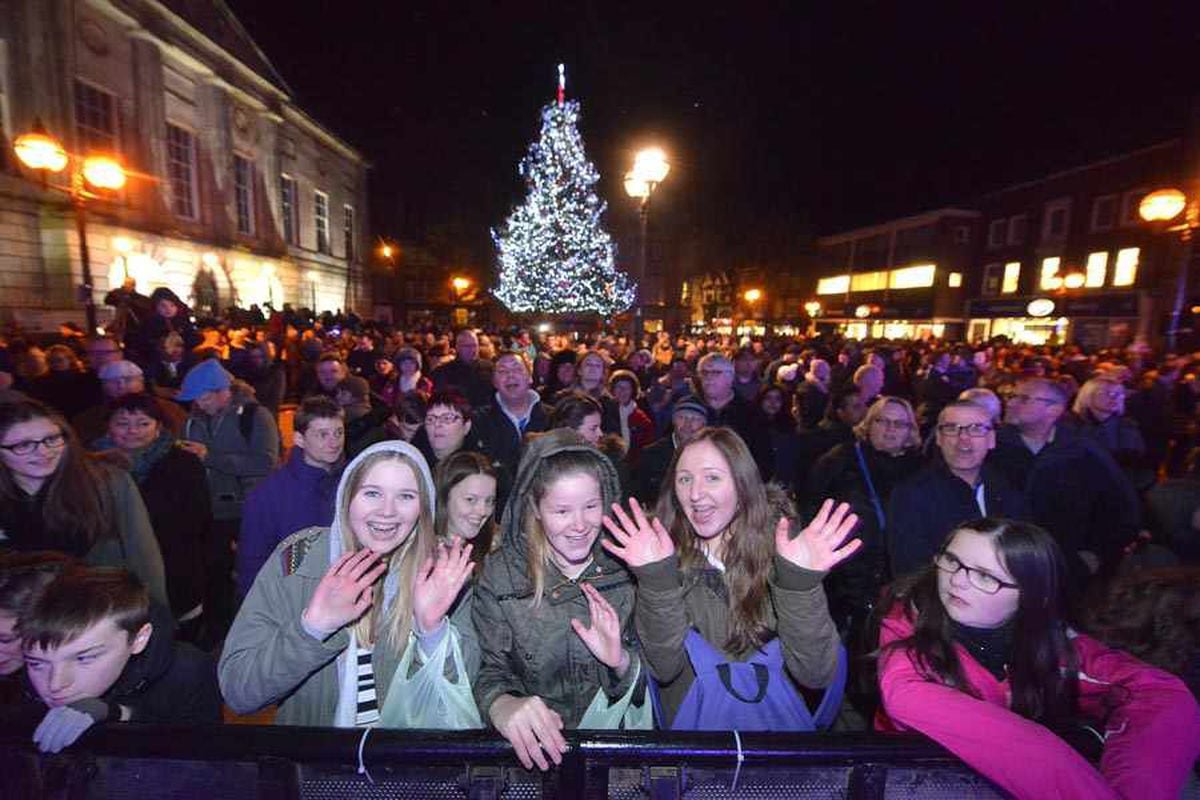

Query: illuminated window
948;272;963;288
1002;262;1020;294
889;264;936;289
1085;252;1108;287
1040;257;1062;290
850;271;888;292
1113;248;1139;286
817;275;849;295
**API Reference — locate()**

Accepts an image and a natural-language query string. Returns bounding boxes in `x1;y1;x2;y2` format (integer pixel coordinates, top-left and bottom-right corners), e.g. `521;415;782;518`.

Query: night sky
227;1;1200;275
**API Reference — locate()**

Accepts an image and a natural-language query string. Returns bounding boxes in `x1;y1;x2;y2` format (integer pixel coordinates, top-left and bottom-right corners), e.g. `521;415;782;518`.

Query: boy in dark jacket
8;567;220;753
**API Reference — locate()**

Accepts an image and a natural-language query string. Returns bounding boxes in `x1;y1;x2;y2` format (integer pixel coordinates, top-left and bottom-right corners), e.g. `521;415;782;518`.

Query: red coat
876;603;1200;800
621;404;655;461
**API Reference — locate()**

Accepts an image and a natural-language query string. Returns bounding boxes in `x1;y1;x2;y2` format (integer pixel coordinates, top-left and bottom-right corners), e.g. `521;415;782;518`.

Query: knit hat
672;394;708;418
177;359;232;401
98;360;143;381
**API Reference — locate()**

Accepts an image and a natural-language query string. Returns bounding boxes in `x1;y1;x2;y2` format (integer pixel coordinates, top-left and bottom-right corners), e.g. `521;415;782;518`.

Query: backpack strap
810;643;849;730
716;663;771;703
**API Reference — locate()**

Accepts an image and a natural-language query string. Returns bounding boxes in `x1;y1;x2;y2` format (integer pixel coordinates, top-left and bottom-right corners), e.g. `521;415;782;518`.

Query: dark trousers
202;517;241;649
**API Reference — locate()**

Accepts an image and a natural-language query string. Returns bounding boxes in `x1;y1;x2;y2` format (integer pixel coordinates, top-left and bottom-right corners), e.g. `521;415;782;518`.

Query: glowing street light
1140;186;1198;350
743;288;762;303
1062;271;1086;290
13;121;129;333
451;276;471;293
625;146;671;342
1139;188;1186;223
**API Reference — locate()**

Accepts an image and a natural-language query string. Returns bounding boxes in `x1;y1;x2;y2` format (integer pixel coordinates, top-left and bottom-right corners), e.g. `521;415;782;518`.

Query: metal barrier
0;725;1097;799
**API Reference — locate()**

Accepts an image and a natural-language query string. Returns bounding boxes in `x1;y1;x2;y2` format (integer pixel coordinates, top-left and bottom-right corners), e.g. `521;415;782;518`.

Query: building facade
965;141;1182;348
810;209;979;340
0;0;368;331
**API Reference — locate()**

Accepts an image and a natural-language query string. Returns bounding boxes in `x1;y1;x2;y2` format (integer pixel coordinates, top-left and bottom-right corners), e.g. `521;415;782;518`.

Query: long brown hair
518;449;609;607
875;518;1079;723
0;400;115;553
655;427;781;654
336;449;435;651
434;450;498;567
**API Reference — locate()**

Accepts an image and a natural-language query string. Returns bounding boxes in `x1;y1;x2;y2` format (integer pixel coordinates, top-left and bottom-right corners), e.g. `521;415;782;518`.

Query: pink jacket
876;604;1200;800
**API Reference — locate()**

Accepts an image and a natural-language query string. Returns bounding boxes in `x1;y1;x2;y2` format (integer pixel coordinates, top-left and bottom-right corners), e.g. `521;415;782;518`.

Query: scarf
92;431;177;485
951;619;1015;682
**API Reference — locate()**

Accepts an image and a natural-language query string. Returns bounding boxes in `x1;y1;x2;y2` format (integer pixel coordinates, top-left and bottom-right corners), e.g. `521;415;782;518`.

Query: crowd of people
0;293;1198;798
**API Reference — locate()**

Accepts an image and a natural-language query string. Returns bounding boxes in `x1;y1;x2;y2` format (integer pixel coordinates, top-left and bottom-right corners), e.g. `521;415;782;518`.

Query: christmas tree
492;65;635;315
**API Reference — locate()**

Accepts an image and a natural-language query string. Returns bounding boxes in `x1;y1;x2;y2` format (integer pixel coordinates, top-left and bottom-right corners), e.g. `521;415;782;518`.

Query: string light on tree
492;64;635;315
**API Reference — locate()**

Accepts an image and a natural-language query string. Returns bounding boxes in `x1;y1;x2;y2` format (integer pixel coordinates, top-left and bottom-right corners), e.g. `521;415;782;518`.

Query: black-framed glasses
425;413;463;427
935;422;993;438
0;433;66;456
934;550;1018;594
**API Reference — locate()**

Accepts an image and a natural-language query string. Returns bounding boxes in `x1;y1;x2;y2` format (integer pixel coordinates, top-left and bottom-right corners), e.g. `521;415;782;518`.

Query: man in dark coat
888;401;1030;578
432;329;494;409
473;351;552;509
634;394;708;506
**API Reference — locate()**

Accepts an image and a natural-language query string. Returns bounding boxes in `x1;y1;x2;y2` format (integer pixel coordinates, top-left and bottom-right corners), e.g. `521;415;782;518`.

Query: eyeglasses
872;417;912;431
425;413;463;427
935;422;993;438
934;550;1018;595
0;433;67;455
1009;393;1059;406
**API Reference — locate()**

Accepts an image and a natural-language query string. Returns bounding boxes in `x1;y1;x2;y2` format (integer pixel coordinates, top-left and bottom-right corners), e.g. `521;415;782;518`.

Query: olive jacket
472;430;643;728
631;489;841;726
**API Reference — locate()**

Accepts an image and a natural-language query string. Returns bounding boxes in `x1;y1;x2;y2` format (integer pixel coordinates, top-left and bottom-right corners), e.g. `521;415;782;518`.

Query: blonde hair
853;396;922;450
519;449;609;607
336;449;436;651
1073;375;1124;417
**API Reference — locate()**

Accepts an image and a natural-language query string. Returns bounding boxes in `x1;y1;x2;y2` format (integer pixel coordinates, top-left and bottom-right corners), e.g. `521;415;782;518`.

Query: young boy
12;567;220;752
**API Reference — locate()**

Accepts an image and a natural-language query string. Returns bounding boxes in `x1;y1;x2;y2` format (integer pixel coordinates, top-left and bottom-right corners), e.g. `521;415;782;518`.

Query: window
279;175;297;244
889;264;936;289
1120;190;1147;227
816;275;849;295
987;219;1007;248
1091;195;1117;231
343;204;355;261
1042;199;1071;241
233;155;254;235
314;190;330;254
1085;252;1108;287
1002;262;1021;294
74;80;117;153
1040;257;1062;290
948;272;963;288
165;124;197;219
982;263;1003;296
1007;215;1027;245
1113;248;1139;286
850;271;888;292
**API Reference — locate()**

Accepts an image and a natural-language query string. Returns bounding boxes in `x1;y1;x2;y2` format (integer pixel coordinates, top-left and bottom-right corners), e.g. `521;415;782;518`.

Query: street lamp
12;121;128;333
451;276;471;293
625;147;670;343
1139;186;1195;350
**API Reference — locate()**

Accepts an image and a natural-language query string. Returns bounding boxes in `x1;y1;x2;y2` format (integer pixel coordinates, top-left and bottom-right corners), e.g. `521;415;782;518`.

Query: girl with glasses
0;400;167;608
875;518;1199;800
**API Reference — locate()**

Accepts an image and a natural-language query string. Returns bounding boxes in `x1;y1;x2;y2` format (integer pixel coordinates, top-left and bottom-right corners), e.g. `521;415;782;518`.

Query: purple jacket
236;449;339;597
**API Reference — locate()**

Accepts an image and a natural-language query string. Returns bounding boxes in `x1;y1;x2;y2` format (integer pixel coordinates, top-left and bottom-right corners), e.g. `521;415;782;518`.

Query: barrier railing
1;725;1100;799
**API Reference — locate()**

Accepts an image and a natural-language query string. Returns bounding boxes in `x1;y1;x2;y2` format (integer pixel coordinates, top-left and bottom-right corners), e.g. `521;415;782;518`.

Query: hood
499;429;622;558
327;439;435;564
106;602;176;700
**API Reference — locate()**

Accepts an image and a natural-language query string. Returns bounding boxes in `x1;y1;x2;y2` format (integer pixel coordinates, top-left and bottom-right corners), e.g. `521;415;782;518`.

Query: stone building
0;0;368;330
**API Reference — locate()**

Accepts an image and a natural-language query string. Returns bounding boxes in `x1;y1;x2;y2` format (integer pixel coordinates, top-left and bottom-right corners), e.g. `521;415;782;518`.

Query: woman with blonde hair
1067;374;1149;487
219;440;476;727
605;426;859;729
474;429;646;771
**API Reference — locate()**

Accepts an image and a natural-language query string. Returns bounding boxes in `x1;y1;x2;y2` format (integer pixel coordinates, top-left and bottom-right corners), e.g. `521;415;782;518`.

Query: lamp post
1139;188;1195;351
624;147;670;345
742;288;763;334
13;121;127;333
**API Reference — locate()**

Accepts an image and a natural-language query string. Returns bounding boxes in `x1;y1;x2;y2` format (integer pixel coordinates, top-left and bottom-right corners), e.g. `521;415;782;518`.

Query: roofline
982;139;1182;196
818;208;980;245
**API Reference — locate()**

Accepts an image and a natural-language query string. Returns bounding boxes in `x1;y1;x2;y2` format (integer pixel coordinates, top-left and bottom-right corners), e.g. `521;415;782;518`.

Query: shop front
966;292;1145;349
815;299;964;342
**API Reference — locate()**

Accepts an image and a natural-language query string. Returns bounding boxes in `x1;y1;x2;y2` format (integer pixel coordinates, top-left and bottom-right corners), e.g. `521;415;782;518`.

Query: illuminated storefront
966;293;1145;349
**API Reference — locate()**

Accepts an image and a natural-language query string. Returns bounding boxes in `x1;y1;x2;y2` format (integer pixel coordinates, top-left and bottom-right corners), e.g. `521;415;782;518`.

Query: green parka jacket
472;430;643;728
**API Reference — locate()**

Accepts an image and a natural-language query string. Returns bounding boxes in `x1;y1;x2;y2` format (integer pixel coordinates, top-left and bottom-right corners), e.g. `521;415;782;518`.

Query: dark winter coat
472;431;642;728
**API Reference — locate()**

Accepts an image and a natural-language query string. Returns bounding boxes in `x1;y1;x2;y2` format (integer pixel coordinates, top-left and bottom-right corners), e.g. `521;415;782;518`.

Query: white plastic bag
577;658;653;730
378;625;483;729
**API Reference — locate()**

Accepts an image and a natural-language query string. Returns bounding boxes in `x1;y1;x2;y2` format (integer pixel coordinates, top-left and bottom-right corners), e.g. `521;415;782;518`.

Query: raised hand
775;499;862;573
570;582;629;673
601;498;674;568
490;694;568;771
412;537;474;633
301;548;387;637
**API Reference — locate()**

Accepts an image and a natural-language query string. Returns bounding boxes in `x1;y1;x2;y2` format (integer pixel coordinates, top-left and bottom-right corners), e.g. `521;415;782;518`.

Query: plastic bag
578;658;653;730
378;625;483;729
